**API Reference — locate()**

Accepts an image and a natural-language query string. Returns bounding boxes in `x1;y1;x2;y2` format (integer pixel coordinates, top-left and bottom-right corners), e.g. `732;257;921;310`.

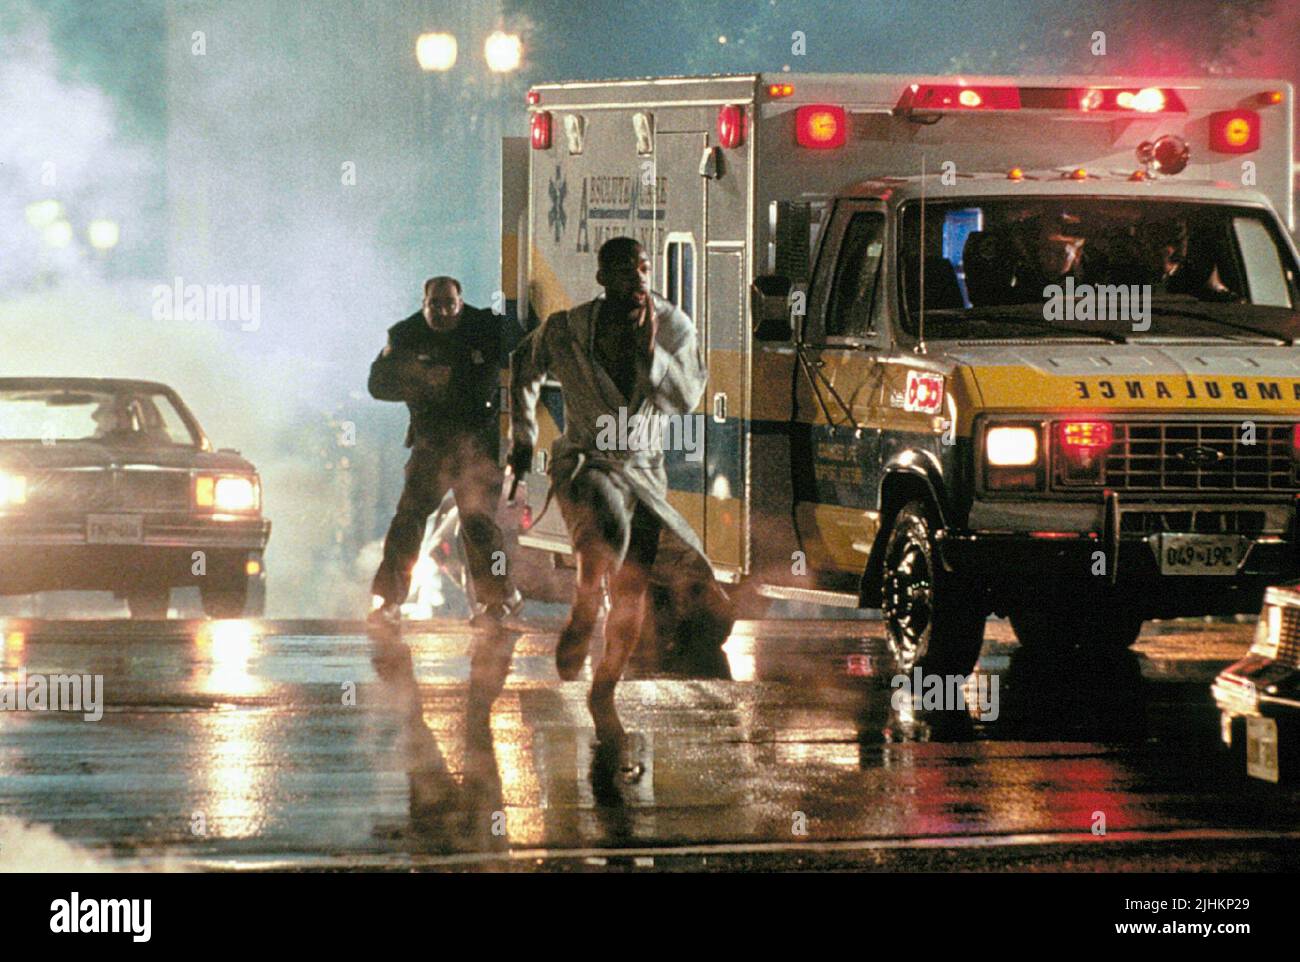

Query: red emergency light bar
897;84;1022;112
897;84;1186;116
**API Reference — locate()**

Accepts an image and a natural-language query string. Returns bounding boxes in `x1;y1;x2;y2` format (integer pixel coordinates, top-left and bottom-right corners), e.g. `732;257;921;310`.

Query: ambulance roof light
527;90;540;105
1137;135;1190;175
1209;110;1260;153
795;105;846;149
767;83;794;98
1066;167;1089;180
1007;167;1024;180
530;111;552;150
717;104;744;149
1259;90;1284;106
898;83;1021;113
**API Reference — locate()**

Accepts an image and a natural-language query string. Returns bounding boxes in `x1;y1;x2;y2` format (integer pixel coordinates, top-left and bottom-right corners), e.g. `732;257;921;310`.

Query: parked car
1212;581;1300;782
0;377;270;618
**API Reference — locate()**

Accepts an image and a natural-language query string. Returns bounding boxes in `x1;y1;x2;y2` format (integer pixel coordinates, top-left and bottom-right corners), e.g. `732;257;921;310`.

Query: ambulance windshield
897;198;1299;342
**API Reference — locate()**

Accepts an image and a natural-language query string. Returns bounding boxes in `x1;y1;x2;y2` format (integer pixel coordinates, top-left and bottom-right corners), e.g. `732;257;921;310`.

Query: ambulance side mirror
751;274;794;342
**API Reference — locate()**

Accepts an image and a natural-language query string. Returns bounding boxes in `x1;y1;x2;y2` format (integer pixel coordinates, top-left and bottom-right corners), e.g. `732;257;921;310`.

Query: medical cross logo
547;165;567;243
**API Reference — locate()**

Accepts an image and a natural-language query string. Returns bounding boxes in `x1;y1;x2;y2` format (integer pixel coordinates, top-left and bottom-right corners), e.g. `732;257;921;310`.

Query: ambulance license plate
1246;716;1279;783
86;514;143;544
1154;534;1244;575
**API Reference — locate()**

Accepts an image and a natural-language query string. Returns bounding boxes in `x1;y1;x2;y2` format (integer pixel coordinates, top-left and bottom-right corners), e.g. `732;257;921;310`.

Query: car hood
0;440;255;473
940;341;1300;414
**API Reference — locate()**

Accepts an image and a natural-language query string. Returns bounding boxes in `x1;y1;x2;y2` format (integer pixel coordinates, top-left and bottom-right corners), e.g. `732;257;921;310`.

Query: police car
0;377;270;618
502;73;1298;674
1213;583;1300;783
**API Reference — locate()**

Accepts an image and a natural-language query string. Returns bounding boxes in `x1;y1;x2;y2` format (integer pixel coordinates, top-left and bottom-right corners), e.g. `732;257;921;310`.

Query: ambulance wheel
1010;608;1143;651
881;500;985;676
728;580;772;621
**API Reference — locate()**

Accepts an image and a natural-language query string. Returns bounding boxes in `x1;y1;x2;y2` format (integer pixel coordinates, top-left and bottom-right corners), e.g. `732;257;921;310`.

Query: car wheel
127;588;171;620
1010;608;1143;650
201;579;251;618
881;500;986;676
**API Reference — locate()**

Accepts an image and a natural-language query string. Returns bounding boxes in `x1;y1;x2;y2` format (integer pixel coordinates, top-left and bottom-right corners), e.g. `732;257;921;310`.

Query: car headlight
195;474;260;512
1252;603;1283;658
0;471;27;506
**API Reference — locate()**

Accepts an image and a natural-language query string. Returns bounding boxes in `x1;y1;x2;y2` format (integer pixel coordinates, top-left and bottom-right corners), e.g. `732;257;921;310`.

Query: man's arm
654;316;706;416
506;316;555;475
368;337;449;403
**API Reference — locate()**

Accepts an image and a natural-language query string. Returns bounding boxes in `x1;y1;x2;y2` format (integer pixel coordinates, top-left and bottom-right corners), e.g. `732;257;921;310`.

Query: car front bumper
0;515;270;550
0;514;271;594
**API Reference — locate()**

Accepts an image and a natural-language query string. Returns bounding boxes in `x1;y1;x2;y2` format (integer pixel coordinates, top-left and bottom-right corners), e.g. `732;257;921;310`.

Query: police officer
368;276;521;632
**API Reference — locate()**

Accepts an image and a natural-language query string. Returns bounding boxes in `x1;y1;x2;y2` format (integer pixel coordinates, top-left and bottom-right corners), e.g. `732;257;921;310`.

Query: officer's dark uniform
368;305;508;609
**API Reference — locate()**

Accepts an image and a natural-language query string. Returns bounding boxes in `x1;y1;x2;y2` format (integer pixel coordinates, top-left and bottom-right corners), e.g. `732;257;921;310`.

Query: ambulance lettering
1073;378;1299;403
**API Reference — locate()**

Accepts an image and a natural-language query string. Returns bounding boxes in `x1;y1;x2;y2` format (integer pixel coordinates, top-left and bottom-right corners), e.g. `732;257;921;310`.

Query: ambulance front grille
1091;421;1295;492
1277;606;1300;669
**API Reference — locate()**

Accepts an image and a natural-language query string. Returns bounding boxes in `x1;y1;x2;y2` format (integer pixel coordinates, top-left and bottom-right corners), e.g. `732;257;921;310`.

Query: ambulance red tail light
1209;109;1260;153
717;105;744;148
530;111;552;150
795;105;846;149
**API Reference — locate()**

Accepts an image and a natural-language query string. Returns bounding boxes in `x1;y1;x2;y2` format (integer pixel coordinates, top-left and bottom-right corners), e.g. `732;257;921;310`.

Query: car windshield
0;386;200;446
897;198;1300;341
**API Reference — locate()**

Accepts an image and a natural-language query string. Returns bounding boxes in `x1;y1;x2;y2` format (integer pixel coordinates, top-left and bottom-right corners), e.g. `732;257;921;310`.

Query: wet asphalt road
1;613;1298;872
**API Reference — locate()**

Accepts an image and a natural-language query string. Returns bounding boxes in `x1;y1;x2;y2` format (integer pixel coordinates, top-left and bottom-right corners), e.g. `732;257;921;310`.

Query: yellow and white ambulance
501;72;1299;673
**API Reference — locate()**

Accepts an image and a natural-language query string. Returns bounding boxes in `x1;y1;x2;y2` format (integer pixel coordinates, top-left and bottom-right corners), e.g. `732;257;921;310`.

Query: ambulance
499;72;1300;674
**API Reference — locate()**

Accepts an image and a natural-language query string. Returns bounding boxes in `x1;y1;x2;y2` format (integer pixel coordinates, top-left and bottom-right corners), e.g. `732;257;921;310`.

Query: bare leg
588;559;651;745
556;547;609;680
588;504;661;746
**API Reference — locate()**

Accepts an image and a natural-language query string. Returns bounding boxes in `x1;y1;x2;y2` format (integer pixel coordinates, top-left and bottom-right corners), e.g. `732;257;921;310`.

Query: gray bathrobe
509;293;708;565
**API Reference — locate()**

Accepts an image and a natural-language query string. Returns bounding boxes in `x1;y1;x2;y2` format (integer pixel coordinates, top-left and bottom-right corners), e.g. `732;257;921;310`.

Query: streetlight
416;32;458;72
87;219;120;251
483;31;522;73
42;221;73;249
25;200;62;230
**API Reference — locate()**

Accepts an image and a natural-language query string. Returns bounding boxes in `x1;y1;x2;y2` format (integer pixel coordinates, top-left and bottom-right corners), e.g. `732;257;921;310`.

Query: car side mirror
750;274;794;342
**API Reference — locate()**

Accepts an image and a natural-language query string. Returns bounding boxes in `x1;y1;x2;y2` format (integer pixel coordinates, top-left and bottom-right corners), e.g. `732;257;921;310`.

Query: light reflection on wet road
1;615;1297;871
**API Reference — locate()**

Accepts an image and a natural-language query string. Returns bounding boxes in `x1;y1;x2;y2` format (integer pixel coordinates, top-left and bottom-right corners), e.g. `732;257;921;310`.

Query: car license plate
1154;534;1244;575
1246;716;1279;783
86;514;143;544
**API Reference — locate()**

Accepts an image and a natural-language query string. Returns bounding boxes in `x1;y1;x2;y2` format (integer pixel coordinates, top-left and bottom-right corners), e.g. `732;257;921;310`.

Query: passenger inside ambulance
899;199;1299;341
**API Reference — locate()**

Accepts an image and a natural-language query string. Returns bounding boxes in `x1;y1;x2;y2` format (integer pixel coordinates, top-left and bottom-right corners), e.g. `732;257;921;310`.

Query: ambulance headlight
984;425;1043;492
986;427;1038;466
